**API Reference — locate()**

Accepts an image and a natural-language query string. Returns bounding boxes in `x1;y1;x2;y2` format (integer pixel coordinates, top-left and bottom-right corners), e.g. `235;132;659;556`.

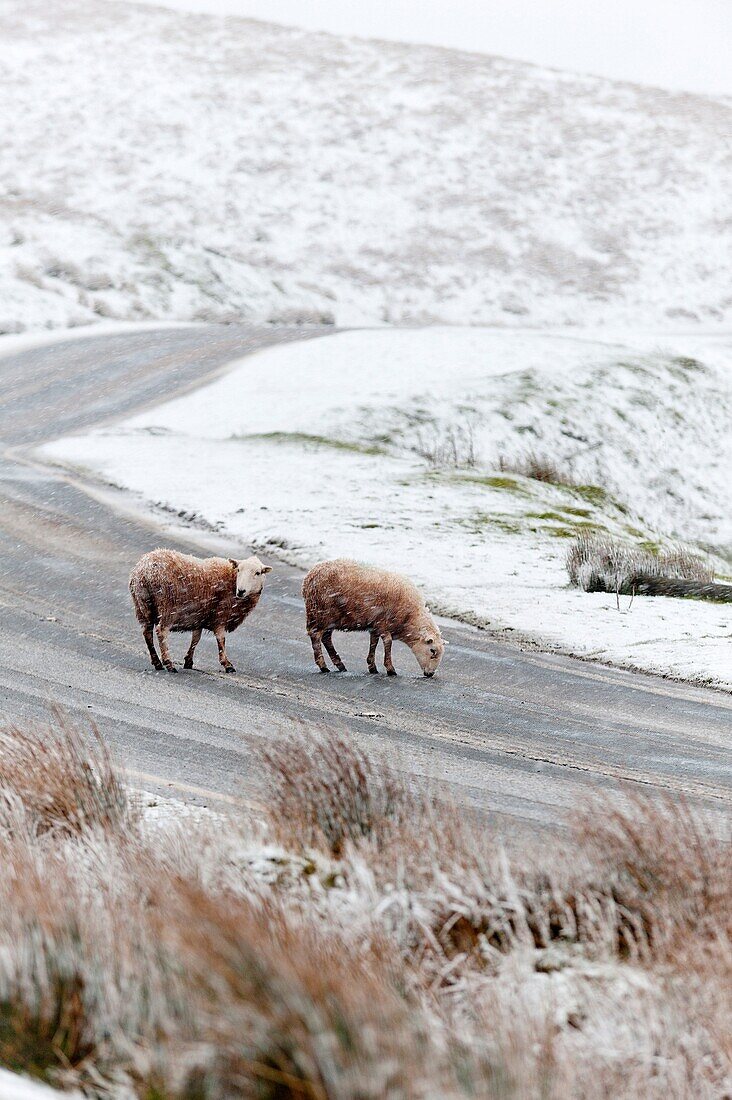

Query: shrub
574;793;731;958
0;837;96;1083
0;710;137;837
151;883;436;1099
0;717;729;1097
498;449;576;485
566;533;714;593
258;731;700;972
412;419;478;469
259;725;415;855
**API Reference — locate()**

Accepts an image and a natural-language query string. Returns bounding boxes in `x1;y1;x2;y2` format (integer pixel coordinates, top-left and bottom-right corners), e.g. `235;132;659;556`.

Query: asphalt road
0;326;729;833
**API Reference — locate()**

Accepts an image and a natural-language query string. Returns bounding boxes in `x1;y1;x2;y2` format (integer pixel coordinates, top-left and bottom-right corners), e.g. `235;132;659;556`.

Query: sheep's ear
261;565;273;574
228;558;239;569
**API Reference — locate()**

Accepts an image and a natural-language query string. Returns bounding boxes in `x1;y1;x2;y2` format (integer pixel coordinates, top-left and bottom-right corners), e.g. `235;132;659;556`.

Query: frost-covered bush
498;448;577;485
411;419;479;469
0;711;137;838
0;717;730;1097
566;533;714;593
260;725;416;855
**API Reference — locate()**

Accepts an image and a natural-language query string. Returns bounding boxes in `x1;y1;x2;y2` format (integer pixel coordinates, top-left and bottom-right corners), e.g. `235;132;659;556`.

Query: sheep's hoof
319;666;330;674
386;669;397;677
165;665;178;674
152;662;164;671
335;663;347;673
224;665;236;674
183;659;194;670
368;666;378;674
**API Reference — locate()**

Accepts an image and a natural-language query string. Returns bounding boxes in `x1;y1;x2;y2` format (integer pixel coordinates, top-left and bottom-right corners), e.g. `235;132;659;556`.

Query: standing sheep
302;559;445;677
129;548;271;673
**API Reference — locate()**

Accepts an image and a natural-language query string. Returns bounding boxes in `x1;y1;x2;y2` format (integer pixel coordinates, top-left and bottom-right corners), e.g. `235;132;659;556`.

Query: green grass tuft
461;513;522;534
525;511;570;522
672;355;705;373
546;526;583;538
560;506;593;518
237;432;387;456
478;475;528;492
571;485;609;506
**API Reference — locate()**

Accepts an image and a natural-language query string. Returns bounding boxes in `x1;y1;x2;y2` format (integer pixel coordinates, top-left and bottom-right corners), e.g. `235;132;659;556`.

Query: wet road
0;326;729;831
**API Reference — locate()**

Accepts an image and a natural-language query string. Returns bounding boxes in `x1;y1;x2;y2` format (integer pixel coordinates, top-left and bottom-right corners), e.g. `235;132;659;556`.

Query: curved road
0;326;729;832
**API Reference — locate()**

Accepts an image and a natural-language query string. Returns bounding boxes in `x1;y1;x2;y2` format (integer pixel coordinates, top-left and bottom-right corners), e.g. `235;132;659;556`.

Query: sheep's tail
129;570;158;625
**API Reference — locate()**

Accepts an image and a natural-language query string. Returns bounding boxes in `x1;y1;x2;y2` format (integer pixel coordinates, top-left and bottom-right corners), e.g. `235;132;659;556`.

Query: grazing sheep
129;548;271;673
302;559;446;677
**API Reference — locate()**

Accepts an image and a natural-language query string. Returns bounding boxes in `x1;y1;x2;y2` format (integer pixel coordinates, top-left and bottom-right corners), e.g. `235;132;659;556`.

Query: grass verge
0;718;728;1097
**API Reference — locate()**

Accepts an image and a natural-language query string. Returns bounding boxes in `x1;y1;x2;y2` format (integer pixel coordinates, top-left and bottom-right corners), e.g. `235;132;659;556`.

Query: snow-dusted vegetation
0;716;729;1097
43;327;732;688
1;0;731;332
2;2;729;1093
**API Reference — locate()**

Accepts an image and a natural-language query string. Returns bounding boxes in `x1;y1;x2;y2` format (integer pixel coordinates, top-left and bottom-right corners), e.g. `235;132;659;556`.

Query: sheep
129;548;271;673
302;559;446;677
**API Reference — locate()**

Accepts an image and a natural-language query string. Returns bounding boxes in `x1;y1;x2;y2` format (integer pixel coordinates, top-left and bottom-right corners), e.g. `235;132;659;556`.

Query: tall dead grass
259;728;731;971
498;449;577;486
575;793;731;959
260;725;417;856
0;710;136;837
411;419;478;469
150;883;439;1099
0;717;729;1097
0;840;94;1080
567;532;714;593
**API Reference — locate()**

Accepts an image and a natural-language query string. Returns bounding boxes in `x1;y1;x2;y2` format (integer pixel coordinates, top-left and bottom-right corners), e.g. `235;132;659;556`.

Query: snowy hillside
2;0;731;332
42;327;732;688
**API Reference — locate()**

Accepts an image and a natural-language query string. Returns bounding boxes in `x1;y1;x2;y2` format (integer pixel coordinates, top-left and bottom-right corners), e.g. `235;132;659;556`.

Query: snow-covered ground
130;0;732;98
0;1070;74;1099
1;0;731;333
42;327;732;689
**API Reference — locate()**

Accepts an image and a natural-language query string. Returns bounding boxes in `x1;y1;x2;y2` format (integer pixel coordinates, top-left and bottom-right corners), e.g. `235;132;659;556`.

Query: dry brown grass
498;449;577;485
459;965;732;1100
260;730;731;971
260;725;417;856
0;839;94;1081
393;792;730;972
575;793;731;959
0;717;729;1098
0;709;137;837
0;829;188;1091
149;883;439;1099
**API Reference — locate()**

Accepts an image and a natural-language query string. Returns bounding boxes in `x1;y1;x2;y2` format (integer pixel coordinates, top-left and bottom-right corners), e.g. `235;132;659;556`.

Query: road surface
0;325;729;832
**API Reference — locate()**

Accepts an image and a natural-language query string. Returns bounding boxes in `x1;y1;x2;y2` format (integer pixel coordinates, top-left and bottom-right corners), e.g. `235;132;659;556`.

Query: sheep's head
230;556;272;599
409;621;445;677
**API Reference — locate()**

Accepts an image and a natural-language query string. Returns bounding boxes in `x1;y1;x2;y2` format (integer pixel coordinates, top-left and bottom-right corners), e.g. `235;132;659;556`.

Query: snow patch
1;0;731;331
0;1069;75;1099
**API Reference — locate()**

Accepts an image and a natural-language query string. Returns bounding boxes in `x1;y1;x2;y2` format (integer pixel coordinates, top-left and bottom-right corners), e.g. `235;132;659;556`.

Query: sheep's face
230;556;272;599
410;627;445;677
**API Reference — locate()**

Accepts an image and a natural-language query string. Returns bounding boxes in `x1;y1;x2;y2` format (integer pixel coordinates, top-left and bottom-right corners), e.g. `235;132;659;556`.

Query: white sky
134;0;732;96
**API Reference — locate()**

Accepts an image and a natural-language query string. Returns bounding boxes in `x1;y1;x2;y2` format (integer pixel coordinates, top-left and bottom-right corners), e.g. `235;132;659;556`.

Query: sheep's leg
367;631;379;674
308;629;329;673
322;629;346;673
156;624;177;673
183;628;202;670
142;624;164;670
382;632;397;676
214;626;236;673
